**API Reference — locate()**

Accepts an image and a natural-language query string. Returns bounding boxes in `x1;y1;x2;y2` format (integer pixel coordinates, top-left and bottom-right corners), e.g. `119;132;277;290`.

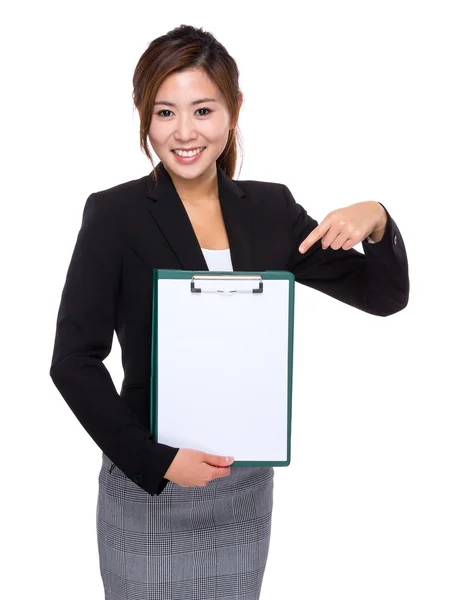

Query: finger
299;219;331;254
203;453;234;467
320;224;344;250
213;466;231;478
341;237;358;251
329;231;351;250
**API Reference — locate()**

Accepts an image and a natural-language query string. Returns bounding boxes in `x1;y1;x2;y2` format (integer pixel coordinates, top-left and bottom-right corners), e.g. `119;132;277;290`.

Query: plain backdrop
2;1;459;599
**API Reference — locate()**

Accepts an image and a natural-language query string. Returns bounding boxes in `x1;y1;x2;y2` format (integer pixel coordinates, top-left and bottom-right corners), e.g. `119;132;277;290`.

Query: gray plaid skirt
96;452;274;600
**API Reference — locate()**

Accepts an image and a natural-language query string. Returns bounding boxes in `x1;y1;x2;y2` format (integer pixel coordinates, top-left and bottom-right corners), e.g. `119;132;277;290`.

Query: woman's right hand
164;448;235;488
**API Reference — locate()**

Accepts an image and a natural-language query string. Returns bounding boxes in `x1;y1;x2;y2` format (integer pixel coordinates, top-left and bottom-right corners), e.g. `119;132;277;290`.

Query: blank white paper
154;275;291;462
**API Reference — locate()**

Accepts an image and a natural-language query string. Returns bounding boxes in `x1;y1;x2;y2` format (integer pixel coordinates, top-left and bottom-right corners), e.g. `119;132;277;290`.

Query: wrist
367;203;387;243
374;202;387;232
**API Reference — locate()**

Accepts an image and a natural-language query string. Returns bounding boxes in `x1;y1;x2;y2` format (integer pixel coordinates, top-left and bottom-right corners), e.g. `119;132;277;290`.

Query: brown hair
132;25;243;182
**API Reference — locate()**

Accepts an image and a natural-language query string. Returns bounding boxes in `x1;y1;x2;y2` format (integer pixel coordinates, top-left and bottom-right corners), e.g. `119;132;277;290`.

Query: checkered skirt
96;452;274;599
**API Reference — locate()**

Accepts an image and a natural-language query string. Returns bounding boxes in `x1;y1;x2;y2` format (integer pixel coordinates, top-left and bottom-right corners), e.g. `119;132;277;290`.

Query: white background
2;1;459;598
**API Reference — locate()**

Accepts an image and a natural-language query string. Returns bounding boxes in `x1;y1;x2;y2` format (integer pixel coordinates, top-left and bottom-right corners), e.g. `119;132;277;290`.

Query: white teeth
173;146;205;157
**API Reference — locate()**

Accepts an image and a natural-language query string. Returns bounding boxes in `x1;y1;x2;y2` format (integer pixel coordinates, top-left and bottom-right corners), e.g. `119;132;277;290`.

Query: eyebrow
153;97;218;107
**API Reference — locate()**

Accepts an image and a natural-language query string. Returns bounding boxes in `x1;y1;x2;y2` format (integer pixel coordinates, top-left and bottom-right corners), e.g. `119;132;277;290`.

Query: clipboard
150;269;295;467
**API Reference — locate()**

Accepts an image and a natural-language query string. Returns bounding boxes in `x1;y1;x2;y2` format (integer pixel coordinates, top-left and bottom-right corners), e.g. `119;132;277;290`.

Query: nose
174;114;199;143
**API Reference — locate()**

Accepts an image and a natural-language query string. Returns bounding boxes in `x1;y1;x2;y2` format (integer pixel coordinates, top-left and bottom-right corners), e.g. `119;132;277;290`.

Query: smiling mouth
172;146;206;152
171;146;206;163
171;146;206;157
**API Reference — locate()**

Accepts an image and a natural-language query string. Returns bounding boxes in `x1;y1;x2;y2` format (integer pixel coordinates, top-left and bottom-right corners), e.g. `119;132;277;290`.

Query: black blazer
49;161;409;496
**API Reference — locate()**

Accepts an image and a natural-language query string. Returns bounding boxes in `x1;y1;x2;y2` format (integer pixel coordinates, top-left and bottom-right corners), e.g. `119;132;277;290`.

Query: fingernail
299;246;305;253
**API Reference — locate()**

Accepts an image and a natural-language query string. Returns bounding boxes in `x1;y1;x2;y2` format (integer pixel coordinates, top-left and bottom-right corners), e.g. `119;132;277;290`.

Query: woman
49;24;409;600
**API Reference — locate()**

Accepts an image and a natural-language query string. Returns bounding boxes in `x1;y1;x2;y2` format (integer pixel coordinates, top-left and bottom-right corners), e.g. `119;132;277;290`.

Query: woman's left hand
298;200;387;253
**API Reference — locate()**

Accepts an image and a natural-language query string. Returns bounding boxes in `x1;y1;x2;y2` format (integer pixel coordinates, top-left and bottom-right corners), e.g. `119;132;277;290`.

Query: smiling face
148;67;241;185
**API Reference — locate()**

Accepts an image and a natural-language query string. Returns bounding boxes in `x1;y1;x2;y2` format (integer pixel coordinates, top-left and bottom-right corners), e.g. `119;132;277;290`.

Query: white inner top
200;248;233;271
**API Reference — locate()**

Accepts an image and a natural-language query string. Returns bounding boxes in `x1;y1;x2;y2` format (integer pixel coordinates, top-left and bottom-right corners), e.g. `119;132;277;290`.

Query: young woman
49;24;409;600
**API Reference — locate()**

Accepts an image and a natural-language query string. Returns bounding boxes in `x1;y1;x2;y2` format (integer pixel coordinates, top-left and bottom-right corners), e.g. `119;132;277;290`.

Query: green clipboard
150;269;295;467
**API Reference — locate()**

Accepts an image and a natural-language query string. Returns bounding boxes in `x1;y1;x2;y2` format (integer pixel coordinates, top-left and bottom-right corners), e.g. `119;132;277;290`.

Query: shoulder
89;173;148;207
234;177;284;195
233;177;288;209
233;178;306;226
81;173;149;227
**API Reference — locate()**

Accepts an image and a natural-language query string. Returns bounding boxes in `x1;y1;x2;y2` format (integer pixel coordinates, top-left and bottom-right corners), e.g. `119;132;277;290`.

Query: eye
156;107;213;117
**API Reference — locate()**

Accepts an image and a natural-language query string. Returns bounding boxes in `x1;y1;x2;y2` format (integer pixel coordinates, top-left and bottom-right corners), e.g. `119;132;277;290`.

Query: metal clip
191;274;263;294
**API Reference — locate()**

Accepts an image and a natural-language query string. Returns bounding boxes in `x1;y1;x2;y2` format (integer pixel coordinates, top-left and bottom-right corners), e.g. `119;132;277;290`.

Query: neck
165;162;219;206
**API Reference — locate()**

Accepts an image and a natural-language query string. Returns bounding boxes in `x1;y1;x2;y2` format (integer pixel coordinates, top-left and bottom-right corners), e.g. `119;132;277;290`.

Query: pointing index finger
299;219;329;253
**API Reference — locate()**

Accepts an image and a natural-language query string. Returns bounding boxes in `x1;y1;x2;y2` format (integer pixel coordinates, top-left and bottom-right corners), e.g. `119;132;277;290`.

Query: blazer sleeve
49;193;179;496
282;184;410;316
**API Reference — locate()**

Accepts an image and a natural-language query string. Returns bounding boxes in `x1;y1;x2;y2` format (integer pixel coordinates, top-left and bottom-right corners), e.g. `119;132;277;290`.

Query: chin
165;155;217;179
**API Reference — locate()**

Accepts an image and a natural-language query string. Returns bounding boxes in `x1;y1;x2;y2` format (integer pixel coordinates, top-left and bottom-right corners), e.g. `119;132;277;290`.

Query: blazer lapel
144;161;252;272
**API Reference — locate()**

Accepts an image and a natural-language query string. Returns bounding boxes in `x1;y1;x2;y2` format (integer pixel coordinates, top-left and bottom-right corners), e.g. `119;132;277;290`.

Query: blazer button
134;472;143;484
393;234;398;245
